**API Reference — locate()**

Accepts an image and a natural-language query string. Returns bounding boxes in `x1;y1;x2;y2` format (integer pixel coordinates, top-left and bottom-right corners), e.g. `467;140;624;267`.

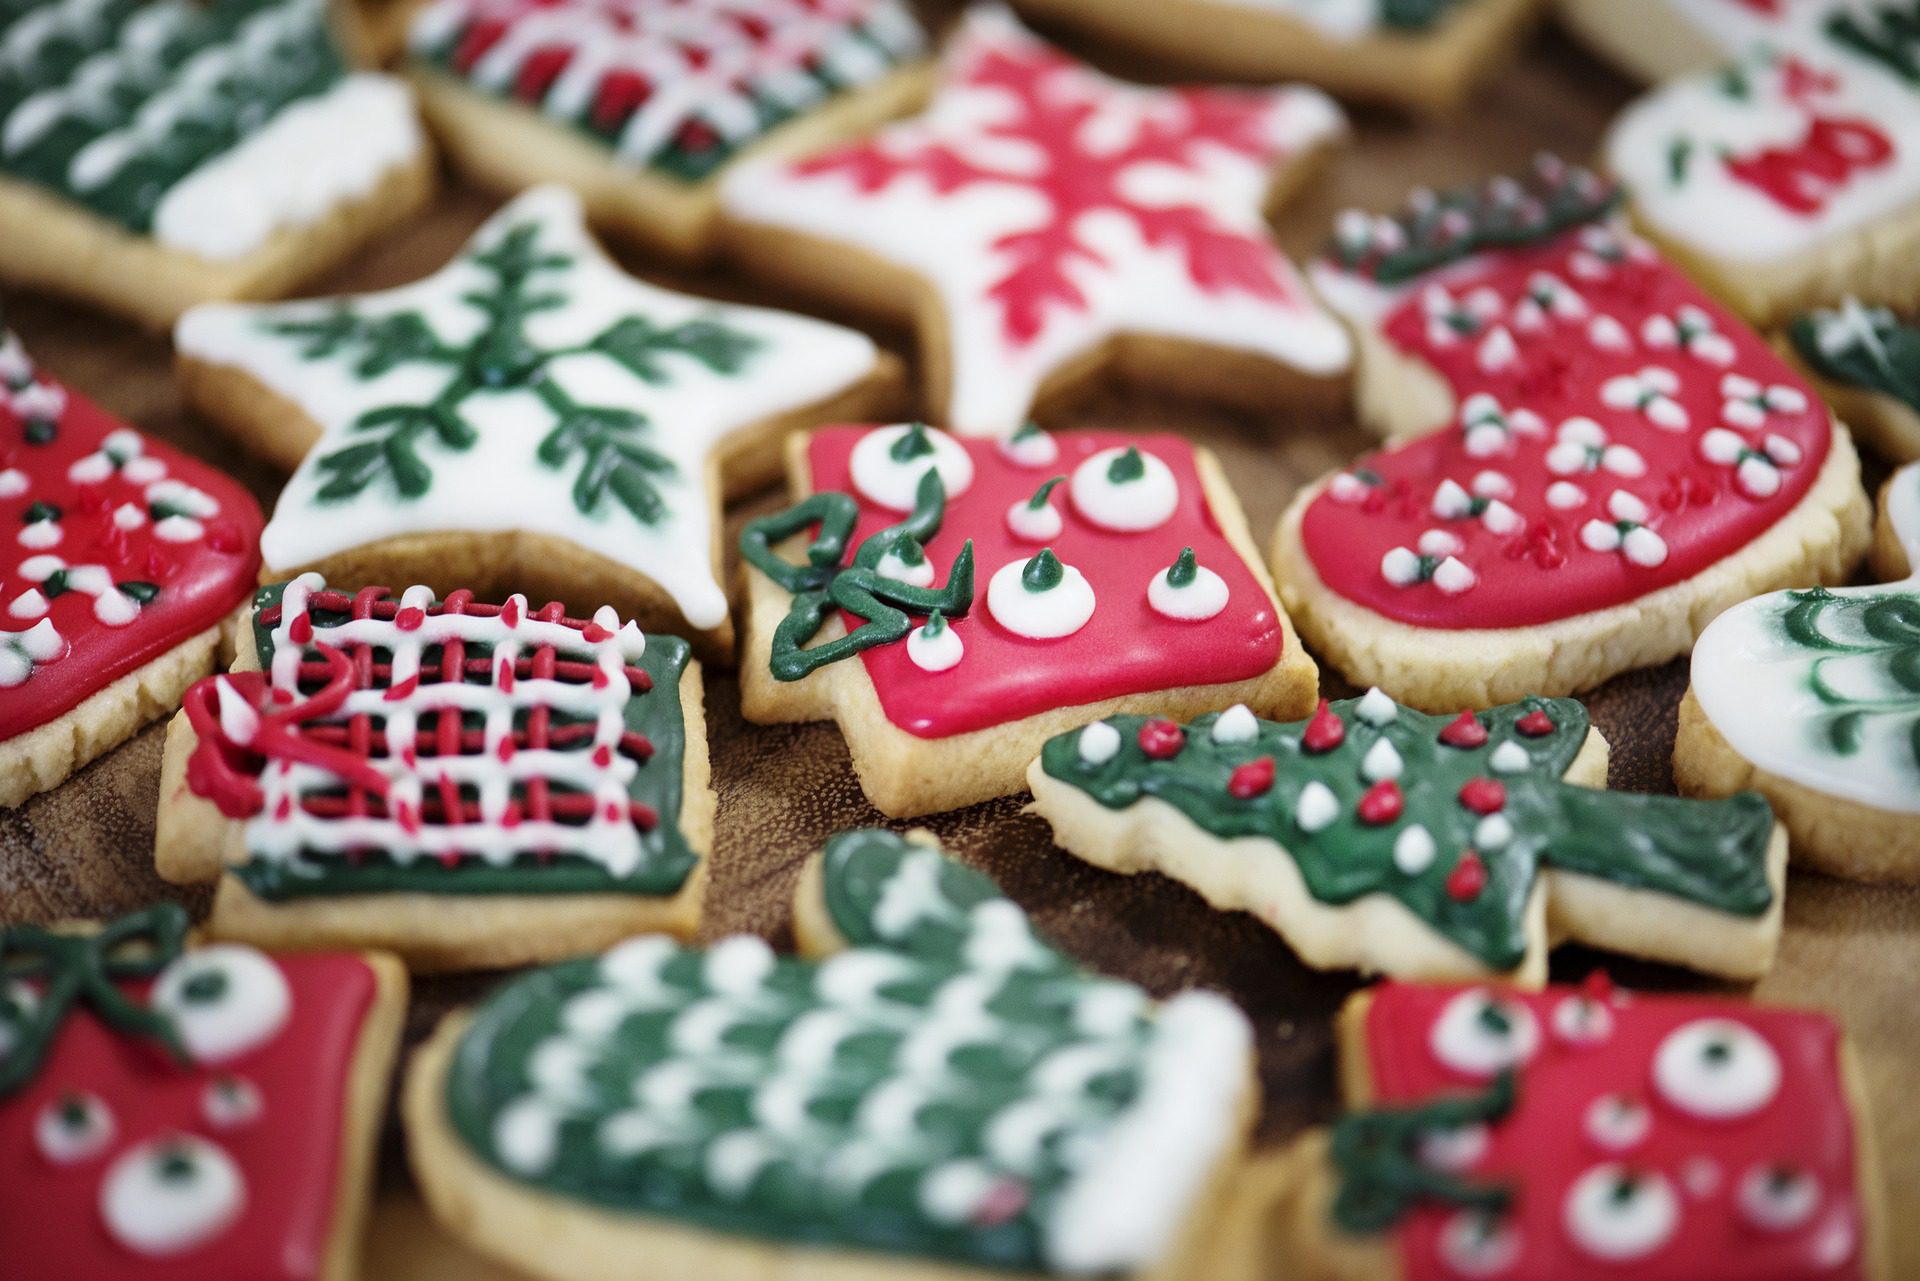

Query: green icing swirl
1037;696;1775;970
443;829;1192;1271
1776;586;1920;770
235;581;699;900
1789;300;1920;415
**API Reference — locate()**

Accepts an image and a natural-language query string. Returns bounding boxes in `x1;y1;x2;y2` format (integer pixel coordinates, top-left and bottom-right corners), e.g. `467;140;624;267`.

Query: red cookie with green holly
0;905;407;1281
0;324;263;807
1272;157;1872;710
1281;978;1888;1281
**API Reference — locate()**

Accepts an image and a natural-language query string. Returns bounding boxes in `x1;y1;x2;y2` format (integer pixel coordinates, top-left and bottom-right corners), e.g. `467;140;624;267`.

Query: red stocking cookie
719;6;1352;438
0;324;263;807
1272;159;1872;709
0;905;407;1281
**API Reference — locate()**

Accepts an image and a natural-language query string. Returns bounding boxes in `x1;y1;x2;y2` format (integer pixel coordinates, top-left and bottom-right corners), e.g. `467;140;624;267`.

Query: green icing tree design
1037;695;1775;970
1789;298;1920;414
443;829;1227;1271
267;218;760;523
1775;586;1920;770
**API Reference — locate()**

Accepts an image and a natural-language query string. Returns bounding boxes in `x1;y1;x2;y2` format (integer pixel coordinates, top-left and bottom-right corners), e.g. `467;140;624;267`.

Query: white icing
850;423;976;511
1583;1093;1650;1151
874;546;936;587
1147;559;1228;621
998;425;1059;467
720;6;1350;436
1069;447;1178;533
1489;740;1530;774
1393;824;1435;875
1362;737;1403;782
1210;703;1258;744
176;187;879;631
1551;994;1613;1046
986;555;1095;639
1474;813;1513;850
1562;1164;1678;1261
907;619;963;672
1438;1209;1521;1277
1429;989;1539;1078
1738;1164;1822;1232
1078;720;1122;764
1006;496;1063;542
1417;1122;1488;1173
150;944;291;1064
1652;1018;1781;1119
1296;780;1339;832
202;1077;264;1129
34;1092;114;1163
1355;687;1397;726
100;1135;245;1255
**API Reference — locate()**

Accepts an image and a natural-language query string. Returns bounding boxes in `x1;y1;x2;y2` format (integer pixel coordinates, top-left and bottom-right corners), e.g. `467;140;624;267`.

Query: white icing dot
1548;481;1589;510
1394;825;1436;875
1623;526;1668;567
874;548;936;587
17;521;60;549
202;1077;263;1129
1147;560;1228;621
1563;1165;1679;1261
1432;557;1476;595
907;620;963;673
35;1092;115;1163
1474;814;1514;850
1489;741;1530;774
0;468;26;497
1419;528;1464;557
1069;446;1177;532
1362;737;1404;782
1296;781;1339;833
987;555;1095;640
1583;1094;1650;1151
920;1158;999;1224
493;1096;562;1175
100;1135;245;1256
123;456;167;485
1355;688;1397;726
9;589;47;620
1078;721;1121;765
1440;1209;1522;1277
1430;990;1540;1078
1653;1019;1781;1120
1738;1165;1821;1232
112;503;146;530
150;945;292;1064
1005;497;1063;542
67;453;115;485
1552;995;1614;1046
849;424;974;511
1381;546;1423;586
1210;704;1258;744
1418;1122;1489;1173
153;515;206;543
998;426;1059;467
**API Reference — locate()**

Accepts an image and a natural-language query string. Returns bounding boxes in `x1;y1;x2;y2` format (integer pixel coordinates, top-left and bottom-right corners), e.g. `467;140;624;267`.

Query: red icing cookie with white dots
1271;159;1873;710
1280;978;1889;1281
0;325;263;807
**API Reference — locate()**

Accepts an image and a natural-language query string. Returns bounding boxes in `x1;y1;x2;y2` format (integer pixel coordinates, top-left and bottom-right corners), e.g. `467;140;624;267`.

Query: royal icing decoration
173;185;879;632
1200;0;1466;41
0;324;260;741
1790;295;1920;416
408;0;923;181
0;0;422;260
1689;461;1920;814
743;425;1284;738
1327;980;1870;1280
720;6;1350;436
1304;159;1832;629
179;574;701;900
1034;694;1777;976
0;906;385;1278
439;829;1252;1274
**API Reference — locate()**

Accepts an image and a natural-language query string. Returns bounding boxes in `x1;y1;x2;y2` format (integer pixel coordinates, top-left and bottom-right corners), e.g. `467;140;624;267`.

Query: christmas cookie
152;573;713;971
1788;298;1920;462
1605;18;1920;326
0;904;408;1281
738;422;1319;817
405;827;1256;1281
0;323;263;808
404;0;929;262
1554;0;1811;83
1274;159;1871;710
174;184;899;660
1008;0;1540;114
1278;979;1888;1281
1675;463;1920;882
719;5;1352;439
0;0;433;330
1029;692;1786;985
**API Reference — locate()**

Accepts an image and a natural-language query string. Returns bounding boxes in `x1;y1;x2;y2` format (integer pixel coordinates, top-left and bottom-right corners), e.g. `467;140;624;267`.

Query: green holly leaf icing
1789;299;1920;415
442;829;1250;1272
1037;696;1775;970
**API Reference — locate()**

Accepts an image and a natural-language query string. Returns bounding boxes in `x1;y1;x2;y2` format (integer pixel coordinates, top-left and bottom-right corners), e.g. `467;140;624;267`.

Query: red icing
1439;710;1489;748
1360;982;1866;1281
1228;755;1275;798
1301;223;1830;629
1304;698;1346;752
1722;59;1894;215
1445;850;1487;901
2;953;377;1280
0;363;262;740
807;428;1283;739
1358;779;1404;825
1138;718;1185;759
1458;778;1506;815
1516;710;1556;737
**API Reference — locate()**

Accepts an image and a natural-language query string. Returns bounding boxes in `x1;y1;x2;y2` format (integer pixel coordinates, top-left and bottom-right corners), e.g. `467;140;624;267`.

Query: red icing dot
395;606;426;632
1447;850;1488;901
288;612;313;645
1438;710;1488;748
582;621;613;643
1228;756;1275;798
1138;718;1185;759
1357;780;1403;826
1516;709;1556;737
1458;778;1506;815
1302;699;1345;753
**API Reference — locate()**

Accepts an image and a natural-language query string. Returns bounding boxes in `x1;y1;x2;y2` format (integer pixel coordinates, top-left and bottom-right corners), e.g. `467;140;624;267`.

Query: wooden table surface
3;8;1916;1276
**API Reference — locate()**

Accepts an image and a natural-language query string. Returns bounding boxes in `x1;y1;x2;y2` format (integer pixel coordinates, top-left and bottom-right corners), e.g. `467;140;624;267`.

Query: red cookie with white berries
0;325;262;806
1272;159;1871;710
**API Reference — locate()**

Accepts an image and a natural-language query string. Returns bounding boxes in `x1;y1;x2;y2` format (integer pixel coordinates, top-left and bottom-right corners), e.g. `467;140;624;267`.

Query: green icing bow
1330;1071;1515;1233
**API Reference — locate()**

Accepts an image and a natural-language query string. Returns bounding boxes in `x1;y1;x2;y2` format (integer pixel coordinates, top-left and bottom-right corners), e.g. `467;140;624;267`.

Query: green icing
1037;696;1776;970
1826;1;1920;84
234;581;699;900
1789;300;1920;415
443;829;1214;1271
1329;1071;1514;1234
1376;0;1467;31
1776;586;1920;773
0;0;348;233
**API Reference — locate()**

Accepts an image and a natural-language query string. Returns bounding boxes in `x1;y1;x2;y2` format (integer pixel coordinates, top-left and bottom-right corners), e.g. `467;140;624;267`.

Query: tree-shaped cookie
720;5;1352;437
1677;462;1920;881
0;0;432;328
1281;980;1886;1280
1789;297;1920;461
1274;158;1871;709
153;572;714;971
405;828;1254;1280
0;321;263;807
174;184;899;659
0;904;407;1280
738;422;1318;817
404;0;928;260
1028;691;1784;983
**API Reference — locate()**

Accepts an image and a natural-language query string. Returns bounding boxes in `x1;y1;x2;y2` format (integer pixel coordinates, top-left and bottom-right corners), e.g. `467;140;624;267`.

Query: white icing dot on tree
100;1135;246;1256
1078;720;1121;765
1393;824;1436;874
1653;1018;1781;1120
1210;704;1258;744
851;424;975;511
1069;446;1177;532
1296;781;1339;833
1355;688;1397;726
1489;741;1530;774
1362;737;1404;782
1474;813;1514;850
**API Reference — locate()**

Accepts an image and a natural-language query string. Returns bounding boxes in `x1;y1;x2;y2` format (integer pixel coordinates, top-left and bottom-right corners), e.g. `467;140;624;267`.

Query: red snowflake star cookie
1282;979;1888;1281
738;422;1318;816
0;905;407;1281
0;325;263;806
1271;158;1872;709
720;5;1352;438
